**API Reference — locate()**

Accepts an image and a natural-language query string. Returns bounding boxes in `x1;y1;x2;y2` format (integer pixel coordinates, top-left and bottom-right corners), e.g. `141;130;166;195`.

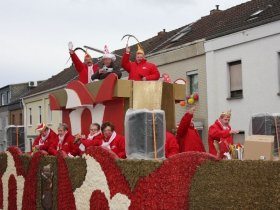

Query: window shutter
229;62;242;91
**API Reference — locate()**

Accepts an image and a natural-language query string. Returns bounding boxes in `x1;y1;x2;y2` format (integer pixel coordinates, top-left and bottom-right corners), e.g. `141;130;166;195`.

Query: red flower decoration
1;146;218;210
22;152;42;210
90;190;109;210
7;147;25;177
129;152;218;210
8;174;17;210
85;147;218;210
57;151;77;210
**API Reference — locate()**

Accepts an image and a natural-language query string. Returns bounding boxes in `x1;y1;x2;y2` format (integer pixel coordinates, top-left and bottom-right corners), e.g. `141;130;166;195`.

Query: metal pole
16;126;19;148
152;113;157;160
274;116;279;158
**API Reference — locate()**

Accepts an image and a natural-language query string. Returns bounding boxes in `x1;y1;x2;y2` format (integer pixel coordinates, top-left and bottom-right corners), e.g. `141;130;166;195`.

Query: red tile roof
25;0;280;97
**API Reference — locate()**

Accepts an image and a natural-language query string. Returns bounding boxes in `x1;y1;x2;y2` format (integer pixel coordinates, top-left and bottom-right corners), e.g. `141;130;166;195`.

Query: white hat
102;45;116;61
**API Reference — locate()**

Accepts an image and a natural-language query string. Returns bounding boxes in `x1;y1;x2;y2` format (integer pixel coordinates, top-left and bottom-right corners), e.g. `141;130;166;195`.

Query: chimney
158;29;166;36
210;5;222;15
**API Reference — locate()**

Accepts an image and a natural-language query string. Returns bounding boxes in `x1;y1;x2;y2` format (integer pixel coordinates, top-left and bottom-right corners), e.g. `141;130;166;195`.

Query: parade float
0;74;280;210
1;36;280;210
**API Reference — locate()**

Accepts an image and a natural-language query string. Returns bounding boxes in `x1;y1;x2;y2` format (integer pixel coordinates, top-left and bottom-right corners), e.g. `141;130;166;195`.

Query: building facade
147;40;209;147
21;66;77;152
22;91;62;152
205;20;280;143
0;83;31;151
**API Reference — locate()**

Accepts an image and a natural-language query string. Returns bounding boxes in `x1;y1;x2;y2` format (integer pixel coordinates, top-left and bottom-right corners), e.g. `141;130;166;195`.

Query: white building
205;19;280;143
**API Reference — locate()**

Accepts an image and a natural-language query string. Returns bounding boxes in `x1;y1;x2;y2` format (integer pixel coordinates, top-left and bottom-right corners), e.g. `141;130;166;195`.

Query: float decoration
187;92;199;105
0;146;219;210
49;74;186;134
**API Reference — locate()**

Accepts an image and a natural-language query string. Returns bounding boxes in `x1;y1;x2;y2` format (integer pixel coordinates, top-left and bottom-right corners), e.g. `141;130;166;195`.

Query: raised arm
121;46;132;72
70;50;84;73
176;113;193;138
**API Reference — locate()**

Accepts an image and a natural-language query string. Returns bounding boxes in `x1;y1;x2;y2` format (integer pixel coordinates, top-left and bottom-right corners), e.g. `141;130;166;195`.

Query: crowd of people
31;42;239;159
69;43;160;84
32;121;125;158
32;107;238;159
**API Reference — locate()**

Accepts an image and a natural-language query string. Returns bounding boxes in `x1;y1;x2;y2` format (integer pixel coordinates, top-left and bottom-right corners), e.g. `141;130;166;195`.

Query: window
171;23;193;42
278;53;280;95
12;114;15;125
228;60;243;98
247;9;264;21
247;5;272;21
29;108;32;125
7;91;11;104
1;93;6;106
19;113;23;125
38;106;42;124
47;104;52;124
187;71;199;94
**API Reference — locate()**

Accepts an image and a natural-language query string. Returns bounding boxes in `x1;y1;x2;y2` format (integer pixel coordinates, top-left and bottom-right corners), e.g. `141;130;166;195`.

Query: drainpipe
21;98;28;152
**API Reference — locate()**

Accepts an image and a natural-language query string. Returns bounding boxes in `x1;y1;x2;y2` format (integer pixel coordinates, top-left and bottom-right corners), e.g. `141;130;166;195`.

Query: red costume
101;132;126;159
81;132;102;148
70;52;99;84
208;120;233;158
56;131;80;156
32;129;58;155
121;53;160;81
165;132;179;158
176;113;205;153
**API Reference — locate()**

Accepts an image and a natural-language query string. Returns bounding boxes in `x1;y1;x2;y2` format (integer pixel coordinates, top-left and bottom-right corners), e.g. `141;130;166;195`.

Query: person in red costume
101;122;126;159
121;44;160;81
68;42;99;84
32;123;58;155
208;111;239;159
56;123;80;156
91;45;122;81
165;131;179;158
176;107;206;153
75;123;102;151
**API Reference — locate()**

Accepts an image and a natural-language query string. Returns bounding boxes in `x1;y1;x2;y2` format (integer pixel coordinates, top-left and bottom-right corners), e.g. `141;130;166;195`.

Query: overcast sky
0;0;250;87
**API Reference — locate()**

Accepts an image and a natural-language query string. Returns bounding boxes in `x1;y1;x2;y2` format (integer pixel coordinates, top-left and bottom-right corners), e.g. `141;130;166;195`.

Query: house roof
149;0;280;52
25;66;78;97
25;0;280;97
112;28;181;64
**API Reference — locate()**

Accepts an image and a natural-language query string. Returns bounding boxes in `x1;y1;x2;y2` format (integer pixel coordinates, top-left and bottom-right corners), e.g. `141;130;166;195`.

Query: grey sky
0;0;250;87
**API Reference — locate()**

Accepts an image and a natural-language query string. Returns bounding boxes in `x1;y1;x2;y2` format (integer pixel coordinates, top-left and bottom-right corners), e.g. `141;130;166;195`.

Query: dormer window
171;23;193;42
247;4;272;21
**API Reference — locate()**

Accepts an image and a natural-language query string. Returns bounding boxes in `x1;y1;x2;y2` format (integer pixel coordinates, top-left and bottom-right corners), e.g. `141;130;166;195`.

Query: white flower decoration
74;154;131;210
2;152;25;210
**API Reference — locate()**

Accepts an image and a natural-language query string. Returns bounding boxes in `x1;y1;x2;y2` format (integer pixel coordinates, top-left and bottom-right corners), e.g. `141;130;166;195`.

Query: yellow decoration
136;44;144;54
188;98;195;105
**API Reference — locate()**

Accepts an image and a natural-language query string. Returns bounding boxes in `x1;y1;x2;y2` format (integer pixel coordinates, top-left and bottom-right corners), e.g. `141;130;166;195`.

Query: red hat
36;123;47;132
84;52;92;59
